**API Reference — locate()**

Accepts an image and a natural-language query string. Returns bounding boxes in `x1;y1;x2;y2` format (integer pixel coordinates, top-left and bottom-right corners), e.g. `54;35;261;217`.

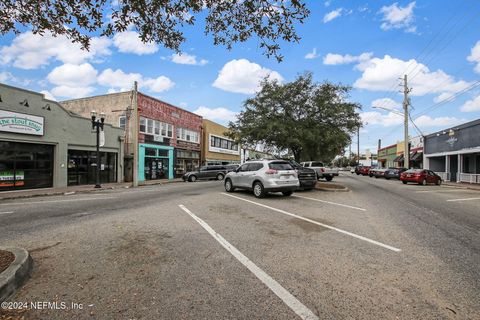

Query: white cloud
0;71;12;82
323;52;373;65
305;48;319;59
323;8;343;23
40;90;56;101
414;115;467;128
0;31;111;69
51;85;95;99
379;2;416;33
113;31;159;55
461;95;480;112
360;111;403;127
143;76;175;92
46;63;98;99
353;55;472;96
170;52;208;66
371;98;401;110
324;1;331;7
98;68;174;93
193;106;238;124
213;59;283;94
47;63;98;87
467;41;480;73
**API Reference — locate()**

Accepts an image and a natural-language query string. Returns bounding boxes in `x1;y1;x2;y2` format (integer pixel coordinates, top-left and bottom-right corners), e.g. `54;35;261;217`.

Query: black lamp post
91;111;105;188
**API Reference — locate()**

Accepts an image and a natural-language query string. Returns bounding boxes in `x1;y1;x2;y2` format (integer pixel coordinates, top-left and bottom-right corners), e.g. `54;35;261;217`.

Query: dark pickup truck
283;159;317;190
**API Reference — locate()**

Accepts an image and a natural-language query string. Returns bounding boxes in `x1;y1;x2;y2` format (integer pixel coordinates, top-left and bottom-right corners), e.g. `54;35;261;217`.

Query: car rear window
269;162;293;170
311;162;324;167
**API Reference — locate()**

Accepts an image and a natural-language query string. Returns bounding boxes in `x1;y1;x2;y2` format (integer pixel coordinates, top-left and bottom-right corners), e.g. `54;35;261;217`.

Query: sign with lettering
0;110;44;136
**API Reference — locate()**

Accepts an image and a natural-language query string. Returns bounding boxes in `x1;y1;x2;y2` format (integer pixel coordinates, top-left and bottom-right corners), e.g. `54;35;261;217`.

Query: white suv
224;160;299;198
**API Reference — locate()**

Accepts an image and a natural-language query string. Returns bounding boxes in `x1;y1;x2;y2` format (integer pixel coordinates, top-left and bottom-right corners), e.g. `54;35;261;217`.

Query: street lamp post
91;111;105;188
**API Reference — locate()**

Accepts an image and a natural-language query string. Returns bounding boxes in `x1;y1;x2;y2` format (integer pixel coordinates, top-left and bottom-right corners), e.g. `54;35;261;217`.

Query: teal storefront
139;143;174;181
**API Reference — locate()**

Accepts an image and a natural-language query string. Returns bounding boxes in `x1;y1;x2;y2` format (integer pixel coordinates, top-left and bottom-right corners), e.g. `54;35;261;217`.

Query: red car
355;166;371;176
400;169;442;185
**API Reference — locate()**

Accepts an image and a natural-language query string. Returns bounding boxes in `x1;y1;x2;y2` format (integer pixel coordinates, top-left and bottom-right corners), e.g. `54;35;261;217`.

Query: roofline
61;91;130;103
138;92;202;119
378;143;397;151
425;118;480;138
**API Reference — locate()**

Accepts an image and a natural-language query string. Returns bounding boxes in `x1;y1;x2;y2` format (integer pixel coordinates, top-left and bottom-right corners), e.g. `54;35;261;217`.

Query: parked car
384;167;407;180
350;167;356;174
282;159;317;190
400;169;442;185
371;168;388;178
368;167;379;177
224;160;299;198
355;166;371;176
182;164;238;182
300;161;338;181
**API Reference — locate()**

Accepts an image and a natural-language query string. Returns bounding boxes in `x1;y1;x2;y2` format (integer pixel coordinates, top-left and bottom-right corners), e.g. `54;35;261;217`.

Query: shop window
158;149;169;157
145;148;156;156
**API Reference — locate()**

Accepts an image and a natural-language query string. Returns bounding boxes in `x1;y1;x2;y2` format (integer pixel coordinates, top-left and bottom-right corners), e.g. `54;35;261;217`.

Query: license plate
280;175;292;179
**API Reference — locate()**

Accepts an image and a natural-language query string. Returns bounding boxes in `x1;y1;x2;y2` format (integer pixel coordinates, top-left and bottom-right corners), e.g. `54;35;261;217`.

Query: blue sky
1;1;479;154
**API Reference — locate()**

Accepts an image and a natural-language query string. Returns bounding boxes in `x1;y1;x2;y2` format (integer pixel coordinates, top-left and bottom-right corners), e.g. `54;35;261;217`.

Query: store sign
209;145;240;155
446;136;458;147
0;110;44;136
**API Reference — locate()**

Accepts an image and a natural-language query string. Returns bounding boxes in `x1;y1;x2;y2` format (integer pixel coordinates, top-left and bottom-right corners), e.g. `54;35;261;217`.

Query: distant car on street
281;159;317;190
384;167;408;180
182;164;238;182
356;166;371;176
372;168;388;178
400;169;442;185
224;160;299;198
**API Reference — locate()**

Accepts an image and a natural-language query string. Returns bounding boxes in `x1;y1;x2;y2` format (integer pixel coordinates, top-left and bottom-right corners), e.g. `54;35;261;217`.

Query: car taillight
265;169;278;174
320;168;325;172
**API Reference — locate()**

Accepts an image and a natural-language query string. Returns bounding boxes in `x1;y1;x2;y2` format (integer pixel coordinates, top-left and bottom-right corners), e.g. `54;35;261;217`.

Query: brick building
61;91;202;181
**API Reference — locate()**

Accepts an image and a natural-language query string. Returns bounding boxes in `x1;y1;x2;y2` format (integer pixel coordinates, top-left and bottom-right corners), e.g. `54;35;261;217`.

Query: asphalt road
0;174;479;319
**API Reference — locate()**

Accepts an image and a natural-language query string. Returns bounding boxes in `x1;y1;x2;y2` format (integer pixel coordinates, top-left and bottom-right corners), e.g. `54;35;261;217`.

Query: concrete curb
314;182;349;192
0;248;33;302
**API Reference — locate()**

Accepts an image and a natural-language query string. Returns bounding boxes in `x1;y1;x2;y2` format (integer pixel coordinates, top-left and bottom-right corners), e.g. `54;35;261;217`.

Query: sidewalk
0;179;184;201
442;181;480;191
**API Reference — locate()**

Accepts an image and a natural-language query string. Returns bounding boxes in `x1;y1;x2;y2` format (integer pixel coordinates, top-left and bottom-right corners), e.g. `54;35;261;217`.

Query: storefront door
144;158;169;180
449;155;458;182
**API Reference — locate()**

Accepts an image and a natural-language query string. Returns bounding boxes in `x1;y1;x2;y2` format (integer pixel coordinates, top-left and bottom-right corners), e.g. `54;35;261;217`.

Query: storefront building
62;91;202;180
377;144;397;168
201;119;240;166
393;136;424;168
0;83;124;191
424;119;480;183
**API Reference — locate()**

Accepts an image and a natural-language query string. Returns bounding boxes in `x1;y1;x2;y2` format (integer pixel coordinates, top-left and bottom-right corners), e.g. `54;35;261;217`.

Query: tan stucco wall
202;119;240;163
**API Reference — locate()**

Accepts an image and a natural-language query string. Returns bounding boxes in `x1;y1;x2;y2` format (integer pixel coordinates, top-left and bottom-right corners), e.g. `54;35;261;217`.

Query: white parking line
0;197;117;206
446;197;480;202
415;189;473;193
0;211;14;215
221;193;401;252
293;195;366;211
178;205;319;320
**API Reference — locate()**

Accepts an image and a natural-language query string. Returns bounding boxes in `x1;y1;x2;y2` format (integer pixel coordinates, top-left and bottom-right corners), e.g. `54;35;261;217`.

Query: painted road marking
293;195;366;211
178;205;319;320
0;197;117;206
222;193;401;253
0;211;14;215
446;197;480;202
415;189;474;193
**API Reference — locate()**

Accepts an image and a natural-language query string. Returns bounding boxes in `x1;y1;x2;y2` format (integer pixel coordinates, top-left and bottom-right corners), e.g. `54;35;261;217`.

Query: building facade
424;119;480;183
393;136;424;168
0;83;124;191
61;91;202;181
201;119;240;166
377;144;397;168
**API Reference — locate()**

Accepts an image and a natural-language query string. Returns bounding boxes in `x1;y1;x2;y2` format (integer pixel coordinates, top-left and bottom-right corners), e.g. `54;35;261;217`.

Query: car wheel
369;174;373;177
282;191;293;196
385;177;390;180
420;178;427;186
253;181;266;198
304;187;314;191
224;179;235;192
356;172;360;175
436;179;442;186
189;175;197;182
375;176;379;179
216;173;224;180
325;176;333;182
402;181;407;184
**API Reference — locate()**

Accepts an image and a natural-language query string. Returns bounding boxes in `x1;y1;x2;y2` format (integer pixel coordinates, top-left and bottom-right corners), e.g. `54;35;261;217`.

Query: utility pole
357;126;360;165
402;75;410;169
132;81;139;187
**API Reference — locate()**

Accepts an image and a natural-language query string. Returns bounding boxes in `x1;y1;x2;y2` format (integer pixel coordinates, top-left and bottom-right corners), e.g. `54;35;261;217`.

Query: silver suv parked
224;160;300;198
